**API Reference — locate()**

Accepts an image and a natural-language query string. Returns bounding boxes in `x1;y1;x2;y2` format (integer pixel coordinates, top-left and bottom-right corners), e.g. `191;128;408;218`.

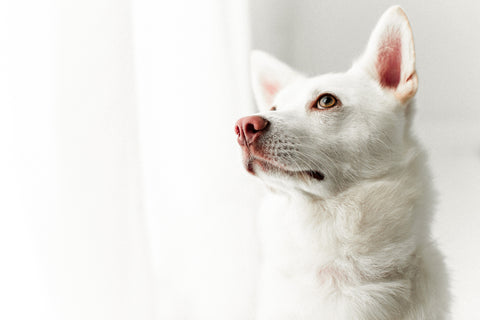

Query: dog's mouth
246;157;325;182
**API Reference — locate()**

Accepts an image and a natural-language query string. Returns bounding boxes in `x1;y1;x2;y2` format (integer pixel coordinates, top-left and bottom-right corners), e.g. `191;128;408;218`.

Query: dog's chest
256;195;346;319
256;193;400;320
257;193;341;278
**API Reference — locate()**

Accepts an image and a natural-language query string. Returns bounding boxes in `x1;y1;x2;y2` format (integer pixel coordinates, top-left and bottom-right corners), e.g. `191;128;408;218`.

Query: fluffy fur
235;6;450;320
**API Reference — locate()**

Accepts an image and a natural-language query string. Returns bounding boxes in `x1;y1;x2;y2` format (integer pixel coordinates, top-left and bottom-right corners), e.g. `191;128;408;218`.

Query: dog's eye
270;106;277;111
315;94;337;109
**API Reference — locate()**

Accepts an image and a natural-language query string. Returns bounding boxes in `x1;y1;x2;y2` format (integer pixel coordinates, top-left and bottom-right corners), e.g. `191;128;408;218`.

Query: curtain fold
1;1;154;319
132;1;261;319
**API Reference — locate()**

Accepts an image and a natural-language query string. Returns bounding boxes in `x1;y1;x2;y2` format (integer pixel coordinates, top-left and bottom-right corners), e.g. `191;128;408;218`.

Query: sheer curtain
1;0;154;319
0;0;259;319
132;0;261;319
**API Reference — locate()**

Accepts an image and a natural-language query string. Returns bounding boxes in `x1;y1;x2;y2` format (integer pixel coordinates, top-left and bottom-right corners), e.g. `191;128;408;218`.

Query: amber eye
316;94;337;109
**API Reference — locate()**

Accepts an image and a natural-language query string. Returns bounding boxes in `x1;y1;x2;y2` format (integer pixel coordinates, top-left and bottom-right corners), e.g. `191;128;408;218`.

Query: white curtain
0;0;260;319
132;0;261;319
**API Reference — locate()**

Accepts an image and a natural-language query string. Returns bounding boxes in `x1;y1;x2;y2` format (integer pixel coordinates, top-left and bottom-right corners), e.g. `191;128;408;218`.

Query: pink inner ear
376;29;402;88
261;77;280;104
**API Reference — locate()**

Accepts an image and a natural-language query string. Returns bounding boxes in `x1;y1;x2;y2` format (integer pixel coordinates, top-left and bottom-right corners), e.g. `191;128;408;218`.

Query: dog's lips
239;142;325;182
304;170;325;181
244;154;324;182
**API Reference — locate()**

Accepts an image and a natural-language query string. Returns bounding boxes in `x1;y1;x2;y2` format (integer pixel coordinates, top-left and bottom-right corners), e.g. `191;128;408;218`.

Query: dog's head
235;6;418;198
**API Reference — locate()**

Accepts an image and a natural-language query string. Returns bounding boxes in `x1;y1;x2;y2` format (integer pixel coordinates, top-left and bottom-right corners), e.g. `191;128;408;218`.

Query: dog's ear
354;6;418;102
250;50;303;111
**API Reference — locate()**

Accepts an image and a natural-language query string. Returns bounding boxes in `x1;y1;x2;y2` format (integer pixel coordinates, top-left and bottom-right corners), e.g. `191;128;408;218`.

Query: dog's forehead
274;72;364;110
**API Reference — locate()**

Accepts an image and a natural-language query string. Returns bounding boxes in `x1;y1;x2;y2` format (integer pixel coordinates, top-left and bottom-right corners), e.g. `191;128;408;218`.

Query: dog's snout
235;115;269;146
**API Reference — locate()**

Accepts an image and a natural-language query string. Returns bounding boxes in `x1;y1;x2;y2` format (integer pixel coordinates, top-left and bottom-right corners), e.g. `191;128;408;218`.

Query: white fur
244;6;450;320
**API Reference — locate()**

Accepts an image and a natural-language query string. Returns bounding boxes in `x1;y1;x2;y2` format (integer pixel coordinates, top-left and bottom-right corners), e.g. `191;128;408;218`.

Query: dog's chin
245;157;325;183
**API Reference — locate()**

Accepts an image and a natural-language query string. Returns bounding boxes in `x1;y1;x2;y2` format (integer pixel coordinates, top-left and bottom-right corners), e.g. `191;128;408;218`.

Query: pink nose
235;115;269;146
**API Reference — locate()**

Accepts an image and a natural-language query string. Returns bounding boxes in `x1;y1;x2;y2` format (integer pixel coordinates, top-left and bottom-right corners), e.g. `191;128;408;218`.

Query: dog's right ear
250;50;303;111
353;6;418;103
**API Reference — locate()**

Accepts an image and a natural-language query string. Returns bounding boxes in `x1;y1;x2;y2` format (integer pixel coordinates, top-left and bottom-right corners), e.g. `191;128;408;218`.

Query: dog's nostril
245;117;269;134
245;123;258;134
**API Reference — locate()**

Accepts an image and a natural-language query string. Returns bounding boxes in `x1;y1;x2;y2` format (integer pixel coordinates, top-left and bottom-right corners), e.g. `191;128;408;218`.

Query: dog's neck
261;143;433;283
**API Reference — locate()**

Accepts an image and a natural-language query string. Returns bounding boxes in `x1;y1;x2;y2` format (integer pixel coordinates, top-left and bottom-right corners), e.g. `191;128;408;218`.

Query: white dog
235;6;449;320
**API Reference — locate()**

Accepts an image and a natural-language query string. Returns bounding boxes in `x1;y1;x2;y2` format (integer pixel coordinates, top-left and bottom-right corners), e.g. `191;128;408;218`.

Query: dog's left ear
250;50;303;111
355;6;418;102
